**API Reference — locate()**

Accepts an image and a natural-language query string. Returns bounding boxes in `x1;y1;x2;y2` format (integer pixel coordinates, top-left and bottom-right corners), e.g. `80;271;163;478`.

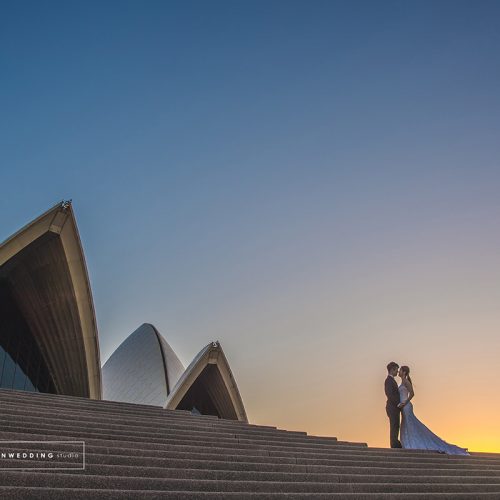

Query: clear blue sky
1;1;500;449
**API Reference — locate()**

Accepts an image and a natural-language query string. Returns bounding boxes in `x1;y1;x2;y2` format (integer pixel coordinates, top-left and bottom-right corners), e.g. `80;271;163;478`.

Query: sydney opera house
0;200;247;420
0;201;497;498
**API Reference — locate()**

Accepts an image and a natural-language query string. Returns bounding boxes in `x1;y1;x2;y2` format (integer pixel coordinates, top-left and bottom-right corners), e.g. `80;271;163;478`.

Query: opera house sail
102;323;185;407
0;201;101;399
103;324;247;422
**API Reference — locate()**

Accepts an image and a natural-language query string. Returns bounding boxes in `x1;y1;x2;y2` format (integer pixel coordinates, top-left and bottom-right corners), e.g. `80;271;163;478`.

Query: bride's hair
401;365;412;385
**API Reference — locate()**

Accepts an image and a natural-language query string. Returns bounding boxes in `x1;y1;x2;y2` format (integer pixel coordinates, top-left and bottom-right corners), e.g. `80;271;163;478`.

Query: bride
398;366;469;455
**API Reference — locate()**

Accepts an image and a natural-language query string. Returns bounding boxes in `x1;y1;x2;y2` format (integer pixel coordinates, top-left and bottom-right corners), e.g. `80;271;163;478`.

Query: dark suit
385;375;402;448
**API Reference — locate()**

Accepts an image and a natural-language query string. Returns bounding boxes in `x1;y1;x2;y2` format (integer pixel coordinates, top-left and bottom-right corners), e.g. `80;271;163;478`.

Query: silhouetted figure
385;361;402;448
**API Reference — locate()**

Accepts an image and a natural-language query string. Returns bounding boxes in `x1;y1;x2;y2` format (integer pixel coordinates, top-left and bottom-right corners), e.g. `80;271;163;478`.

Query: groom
385;361;402;448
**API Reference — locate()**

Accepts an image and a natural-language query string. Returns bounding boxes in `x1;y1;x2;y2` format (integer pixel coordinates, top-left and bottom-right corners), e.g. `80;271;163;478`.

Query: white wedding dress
399;384;469;455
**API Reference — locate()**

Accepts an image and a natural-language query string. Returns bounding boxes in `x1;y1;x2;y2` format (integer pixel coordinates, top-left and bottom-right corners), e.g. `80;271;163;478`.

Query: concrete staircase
0;388;499;499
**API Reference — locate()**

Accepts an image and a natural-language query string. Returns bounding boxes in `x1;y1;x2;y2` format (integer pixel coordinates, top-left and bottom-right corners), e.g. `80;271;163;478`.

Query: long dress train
399;384;469;455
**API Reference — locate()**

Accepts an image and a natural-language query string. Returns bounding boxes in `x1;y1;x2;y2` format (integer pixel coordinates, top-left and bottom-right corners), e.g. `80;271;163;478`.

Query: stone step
0;428;365;458
0;391;289;435
3;444;499;472
3;455;500;480
0;401;297;437
0;392;227;423
0;413;331;445
0;391;338;440
2;472;500;492
0;391;246;425
0;420;363;451
0;389;196;414
1;488;500;500
0;429;486;465
0;445;495;476
1;389;498;498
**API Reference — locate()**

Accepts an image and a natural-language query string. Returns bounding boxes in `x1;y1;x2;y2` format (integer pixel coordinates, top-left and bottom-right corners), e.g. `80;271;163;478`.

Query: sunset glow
2;0;499;453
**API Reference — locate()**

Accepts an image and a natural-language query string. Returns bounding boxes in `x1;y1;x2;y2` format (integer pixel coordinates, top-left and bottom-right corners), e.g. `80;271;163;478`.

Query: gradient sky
1;0;500;451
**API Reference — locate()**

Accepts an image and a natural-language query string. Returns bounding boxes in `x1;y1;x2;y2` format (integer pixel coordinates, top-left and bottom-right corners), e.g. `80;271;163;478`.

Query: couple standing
385;361;469;455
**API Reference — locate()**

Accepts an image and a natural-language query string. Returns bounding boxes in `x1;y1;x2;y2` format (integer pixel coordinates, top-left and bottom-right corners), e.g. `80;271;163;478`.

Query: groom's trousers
386;405;402;448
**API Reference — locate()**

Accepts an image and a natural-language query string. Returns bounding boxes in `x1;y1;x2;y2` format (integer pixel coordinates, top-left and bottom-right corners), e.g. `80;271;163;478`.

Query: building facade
0;201;102;398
